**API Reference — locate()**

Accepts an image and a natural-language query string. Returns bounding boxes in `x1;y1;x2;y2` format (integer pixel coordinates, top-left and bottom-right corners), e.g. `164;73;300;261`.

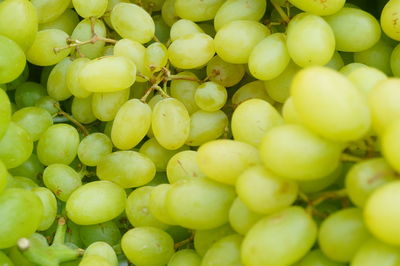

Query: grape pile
1;0;400;265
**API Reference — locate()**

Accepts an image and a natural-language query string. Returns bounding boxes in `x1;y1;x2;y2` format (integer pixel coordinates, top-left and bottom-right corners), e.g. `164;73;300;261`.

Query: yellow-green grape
161;0;178;27
249;33;290;80
289;0;345;15
32;187;57;231
92;88;130;121
166;150;206;184
381;0;400;41
198;22;216;37
7;64;29;91
0;89;11;139
282;97;302;124
0;160;7;193
298;163;343;194
186;110;228;146
37;124;80;166
391;43;400;77
0;122;33;169
174;0;225;22
71;96;97;124
291;66;371;142
351;238;400;266
168;33;215;69
0;35;26;84
354;39;394;75
194;81;227;112
81;245;117;266
264;60;301;103
167;249;201;266
228;197;262;235
97;151;156;188
103;0;129;28
0;250;13;266
79;221;121;247
71;18;107;59
66;181;126;225
9;154;44;184
166;178;236;230
232;80;274;106
47;57;73;101
339;62;368;76
170;72;200;114
382;120;400;173
194;224;235;256
66;57;91;98
141;0;165;11
112;99;151;150
12;107;53;141
0;188;43;249
347;66;387;94
78;133;112;167
369;78;400;135
0;0;38;51
72;0;107;18
121;227;174;266
214;20;270;64
31;0;71;23
26;29;71;66
130;81;152;99
153;14;171;44
319;208;370;262
298;249;346;266
43;163;81;201
260;124;342;181
145;42;168;72
206;55;245;87
287;13;335;67
149;184;177;225
79;56;136;93
170;19;204;41
201;235;243;266
7;175;38;190
39;8;79;35
7;246;35;266
152;98;190;150
242;207;317;266
232;98;284;147
111;3;155;44
325;51;345;70
325;7;381;52
197;139;261;185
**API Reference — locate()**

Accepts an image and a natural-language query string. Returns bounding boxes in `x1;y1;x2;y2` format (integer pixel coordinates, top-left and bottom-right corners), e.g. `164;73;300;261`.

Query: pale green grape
354;39;394;75
12;106;53;141
0;0;38;51
162;0;179;27
31;0;71;23
186;110;228;146
141;0;165;11
79;255;111;266
153;14;171;44
381;0;400;41
166;150;206;184
391;43;400;77
170;72;200;114
111;99;152;150
72;0;107;18
0;160;7;193
170;19;204;41
7;64;29;91
242;207;317;266
232;80;274;106
168;249;201;266
0;35;26;84
382;121;400;173
14;83;45;109
232;98;283;147
206;55;245;87
121;227;174;266
325;51;345;70
92;88;130;121
8;246;35;266
319;208;370;262
260;124;342;181
71;95;97;124
214;20;269;64
339;62;368;76
0;250;13;266
103;0;130;29
194;81;227;112
291;66;371;142
7;175;38;190
26;29;71;66
174;0;225;22
167;178;236;230
97;151;156;188
66;181;126;225
111;3;155;44
78;133;112;167
149;184;177;225
47;57;73;101
79;56;136;93
32;187;57;231
194;224;235;256
351;238;400;266
145;42;168;72
347;66;387;94
228;197;262;235
9;154;44;183
325;7;381;52
0;87;11;139
298;249;345;266
79;221;121;247
43;163;81;201
289;0;345;15
201;234;242;266
298;163;343;194
82;242;118;266
37;124;80;166
39;8;79;35
130;81;152;99
282;97;302;124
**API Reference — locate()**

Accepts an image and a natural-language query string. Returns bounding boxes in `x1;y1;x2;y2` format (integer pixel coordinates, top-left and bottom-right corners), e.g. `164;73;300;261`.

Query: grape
206;55;245;87
162;0;179;27
7;175;38;190
71;96;97;124
145;42;168;72
43;163;81;201
170;72;200;114
167;249;201;266
391;43;400;78
14;82;46;109
0;160;7;193
82;241;118;266
381;0;400;41
347;66;387;94
351;238;400;266
0;35;26;84
170;19;204;42
32;187;57;231
289;0;345;16
325;51;345;70
66;58;91;98
78;133;112;167
0;250;13;266
47;57;73;101
79;221;121;248
298;249;345;266
201;234;242;266
7;64;29;91
31;0;71;24
39;8;79;35
0;87;11;139
228;197;262;235
9;154;44;183
231;80;274;106
174;0;225;22
72;0;107;18
339;62;368;76
12;107;53;141
92;88;130;121
149;184;176;225
194;82;227;112
79;255;110;266
166;150;206;184
194;223;235;256
298;163;343;194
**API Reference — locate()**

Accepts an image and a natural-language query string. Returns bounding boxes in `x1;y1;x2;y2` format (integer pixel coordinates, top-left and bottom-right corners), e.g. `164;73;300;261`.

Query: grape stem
53;35;117;54
54;103;90;136
271;0;290;23
174;233;194;250
53;217;67;245
341;153;363;162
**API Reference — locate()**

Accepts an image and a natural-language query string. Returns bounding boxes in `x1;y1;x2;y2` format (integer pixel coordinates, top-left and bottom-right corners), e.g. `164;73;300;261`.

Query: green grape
289;0;345;15
130;81;152;100
206;55;245;87
194;224;235;256
125;186;168;229
26;29;71;66
186;110;228;146
197;139;261;185
325;51;345;70
121;227;174;266
102;45;114;56
111;3;155;44
382;120;400;173
391;43;400;77
78;133;112;167
146;171;169;187
149;184;177;225
153;14;171;44
9;154;44;183
194;81;227;112
0;250;13;266
0;188;43;249
318;208;370;262
291;66;371;142
297;249;345;266
111;99;152;150
31;0;71;23
71;95;97;124
168;249;201;266
174;0;225;22
228;197;262;235
0;0;38;51
15;82;47;109
166;150;206;183
152;98;190;150
351;238;400;266
170;19;204;41
0;87;11;139
39;8;79;35
198;22;216;37
214;20;270;64
79;56;136;93
339;62;368;76
43;163;81;201
78;255;109;266
354;39;394;75
325;7;381;52
347;66;387;94
82;241;118;266
32;187;57;231
97;151;156;188
0;160;7;193
141;0;165;11
7;64;29;91
40;65;54;87
92;88;130;121
66;181;126;225
241;207;317;266
287;13;335;67
298;163;343;194
162;0;179;27
168;33;215;69
12;106;53;141
7;175;38;190
381;0;400;41
103;0;129;29
145;42;168;72
231;98;284;147
201;234;243;266
65;220;84;247
170;72;200;114
8;246;35;266
79;222;121;247
166;178;236;230
232;80;274;106
0;122;33;169
72;0;107;18
0;35;26;84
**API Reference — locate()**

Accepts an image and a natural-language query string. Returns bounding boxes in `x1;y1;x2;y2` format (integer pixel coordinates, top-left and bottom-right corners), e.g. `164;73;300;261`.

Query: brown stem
54;104;89;136
341;153;363;162
168;75;201;83
309;189;347;207
174;234;194;250
54;35;117;53
271;0;290;23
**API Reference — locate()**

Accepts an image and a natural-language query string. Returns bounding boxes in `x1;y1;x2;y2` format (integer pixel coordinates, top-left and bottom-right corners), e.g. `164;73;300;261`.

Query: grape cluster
1;0;400;265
